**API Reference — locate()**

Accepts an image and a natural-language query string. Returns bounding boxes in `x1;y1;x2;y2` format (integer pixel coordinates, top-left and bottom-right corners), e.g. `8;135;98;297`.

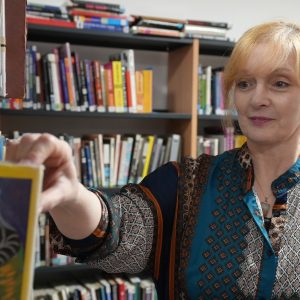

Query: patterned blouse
50;144;300;299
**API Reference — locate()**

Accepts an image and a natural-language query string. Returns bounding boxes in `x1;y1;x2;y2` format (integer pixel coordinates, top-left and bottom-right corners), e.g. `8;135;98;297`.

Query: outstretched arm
5;133;102;240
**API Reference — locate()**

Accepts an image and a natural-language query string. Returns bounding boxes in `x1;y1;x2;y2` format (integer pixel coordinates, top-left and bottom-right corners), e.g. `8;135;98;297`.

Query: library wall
113;0;300;41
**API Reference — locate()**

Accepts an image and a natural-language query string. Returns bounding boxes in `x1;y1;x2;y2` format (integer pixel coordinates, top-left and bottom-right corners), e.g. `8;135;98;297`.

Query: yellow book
135;70;144;113
112;60;125;112
142;69;153;113
0;162;44;300
141;135;155;179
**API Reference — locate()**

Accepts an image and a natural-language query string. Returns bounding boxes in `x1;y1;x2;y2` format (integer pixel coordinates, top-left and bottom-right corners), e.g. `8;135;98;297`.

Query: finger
18;133;72;166
5;139;19;161
15;133;42;162
5;134;41;162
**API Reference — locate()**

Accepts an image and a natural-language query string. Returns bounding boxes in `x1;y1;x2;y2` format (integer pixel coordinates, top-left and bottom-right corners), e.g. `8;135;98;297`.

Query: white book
96;134;104;187
103;142;110;187
0;0;6;97
150;137;163;172
109;136;115;187
205;65;212;115
169;134;181;161
128;134;143;183
121;49;137;113
117;138;128;186
112;134;121;187
47;53;62;111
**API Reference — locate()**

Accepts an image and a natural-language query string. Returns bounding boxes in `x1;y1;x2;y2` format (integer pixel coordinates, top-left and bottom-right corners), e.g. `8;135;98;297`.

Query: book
142;68;153;113
120;49;137;113
0;162;44;300
131;26;185;38
26;16;76;28
186;19;231;29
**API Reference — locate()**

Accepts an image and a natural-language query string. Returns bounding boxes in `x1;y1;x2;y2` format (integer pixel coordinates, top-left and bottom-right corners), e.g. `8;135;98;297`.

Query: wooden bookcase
1;1;235;291
0;24;234;159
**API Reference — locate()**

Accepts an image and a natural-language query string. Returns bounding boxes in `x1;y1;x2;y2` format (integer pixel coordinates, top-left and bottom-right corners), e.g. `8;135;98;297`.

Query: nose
250;83;271;108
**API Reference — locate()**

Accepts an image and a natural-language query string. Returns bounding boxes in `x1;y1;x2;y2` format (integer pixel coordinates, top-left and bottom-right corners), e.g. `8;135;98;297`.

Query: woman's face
234;43;300;148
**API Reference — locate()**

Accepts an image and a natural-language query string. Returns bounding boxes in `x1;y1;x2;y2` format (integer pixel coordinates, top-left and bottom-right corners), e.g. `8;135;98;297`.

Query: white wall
117;0;300;41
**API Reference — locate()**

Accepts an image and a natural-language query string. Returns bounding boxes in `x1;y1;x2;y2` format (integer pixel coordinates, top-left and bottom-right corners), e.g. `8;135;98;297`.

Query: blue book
0;135;5;160
84;59;96;111
59;58;70;110
78;22;129;33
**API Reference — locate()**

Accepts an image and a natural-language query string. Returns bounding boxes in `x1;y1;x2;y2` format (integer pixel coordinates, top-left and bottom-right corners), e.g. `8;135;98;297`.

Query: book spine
79;59;89;110
76;21;128;33
74;15;128;26
142;69;153;113
112;60;125;112
135;70;144;112
41;55;51;111
104;62;115;112
93;60;105;112
84;59;96;111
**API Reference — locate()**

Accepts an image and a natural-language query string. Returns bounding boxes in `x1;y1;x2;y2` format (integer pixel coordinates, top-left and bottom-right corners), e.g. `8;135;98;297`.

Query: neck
248;140;299;183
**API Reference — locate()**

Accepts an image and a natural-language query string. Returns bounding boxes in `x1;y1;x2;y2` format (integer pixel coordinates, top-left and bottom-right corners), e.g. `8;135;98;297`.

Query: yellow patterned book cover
0;162;44;300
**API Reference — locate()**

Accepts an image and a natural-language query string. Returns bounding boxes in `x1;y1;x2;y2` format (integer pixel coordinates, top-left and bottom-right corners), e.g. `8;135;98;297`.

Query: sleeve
49;161;179;274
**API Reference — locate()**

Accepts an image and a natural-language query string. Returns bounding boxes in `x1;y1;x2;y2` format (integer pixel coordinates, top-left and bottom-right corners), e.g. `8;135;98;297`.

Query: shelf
0;109;191;120
27;24;235;55
198;38;235;56
27;24;193;52
34;264;108;288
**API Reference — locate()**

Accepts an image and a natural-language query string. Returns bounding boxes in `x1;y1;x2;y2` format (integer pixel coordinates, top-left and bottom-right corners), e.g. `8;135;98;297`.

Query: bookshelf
2;15;235;293
0;25;234;157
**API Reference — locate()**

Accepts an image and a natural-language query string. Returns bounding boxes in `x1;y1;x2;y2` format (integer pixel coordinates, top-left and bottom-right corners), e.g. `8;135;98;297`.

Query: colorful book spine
84;59;96;111
76;21;129;33
92;60;105;112
112;60;125;112
74;15;128;26
104;62;115;112
135;70;144;112
142;68;153;113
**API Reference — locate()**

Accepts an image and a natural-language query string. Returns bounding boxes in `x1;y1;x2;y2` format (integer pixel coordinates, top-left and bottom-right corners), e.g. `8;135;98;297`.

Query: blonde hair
222;20;300;128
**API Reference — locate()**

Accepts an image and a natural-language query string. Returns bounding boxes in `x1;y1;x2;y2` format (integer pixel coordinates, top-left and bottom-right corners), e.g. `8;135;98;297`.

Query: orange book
135;70;144;112
64;57;75;109
104;62;115;112
142;69;153;113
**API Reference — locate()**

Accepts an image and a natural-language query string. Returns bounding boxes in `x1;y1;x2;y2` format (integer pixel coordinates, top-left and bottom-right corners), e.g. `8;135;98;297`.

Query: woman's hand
5;133;81;213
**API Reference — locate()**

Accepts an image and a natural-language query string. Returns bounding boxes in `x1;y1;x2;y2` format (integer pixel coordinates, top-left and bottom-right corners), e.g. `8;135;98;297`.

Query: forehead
238;43;296;76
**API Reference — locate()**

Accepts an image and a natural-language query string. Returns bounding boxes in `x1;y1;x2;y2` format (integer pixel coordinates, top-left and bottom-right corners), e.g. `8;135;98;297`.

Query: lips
249;116;274;125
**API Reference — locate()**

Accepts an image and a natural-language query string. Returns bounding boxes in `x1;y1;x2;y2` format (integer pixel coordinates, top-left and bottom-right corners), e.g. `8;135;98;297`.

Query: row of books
35;213;74;268
26;0;232;41
34;273;157;300
197;131;247;157
20;43;153;112
67;133;181;188
8;131;181;188
198;65;230;116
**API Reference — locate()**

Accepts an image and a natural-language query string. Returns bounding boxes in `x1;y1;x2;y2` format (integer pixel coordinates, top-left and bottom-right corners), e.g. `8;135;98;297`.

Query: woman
6;20;300;299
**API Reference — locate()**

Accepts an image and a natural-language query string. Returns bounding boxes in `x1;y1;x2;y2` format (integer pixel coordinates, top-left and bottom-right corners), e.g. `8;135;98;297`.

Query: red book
92;60;105;112
125;70;132;109
27;17;76;28
69;8;128;19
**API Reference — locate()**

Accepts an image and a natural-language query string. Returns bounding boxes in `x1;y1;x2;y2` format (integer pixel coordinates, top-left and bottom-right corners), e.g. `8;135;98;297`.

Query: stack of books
183;19;231;40
68;0;130;33
130;15;185;38
26;0;75;28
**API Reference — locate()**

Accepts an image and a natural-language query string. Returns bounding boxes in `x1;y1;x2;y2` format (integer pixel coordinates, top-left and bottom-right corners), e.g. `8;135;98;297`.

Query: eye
236;80;252;90
273;80;289;88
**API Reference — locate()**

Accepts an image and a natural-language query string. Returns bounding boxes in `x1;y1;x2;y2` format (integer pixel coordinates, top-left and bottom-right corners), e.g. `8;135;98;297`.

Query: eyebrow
237;67;294;77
